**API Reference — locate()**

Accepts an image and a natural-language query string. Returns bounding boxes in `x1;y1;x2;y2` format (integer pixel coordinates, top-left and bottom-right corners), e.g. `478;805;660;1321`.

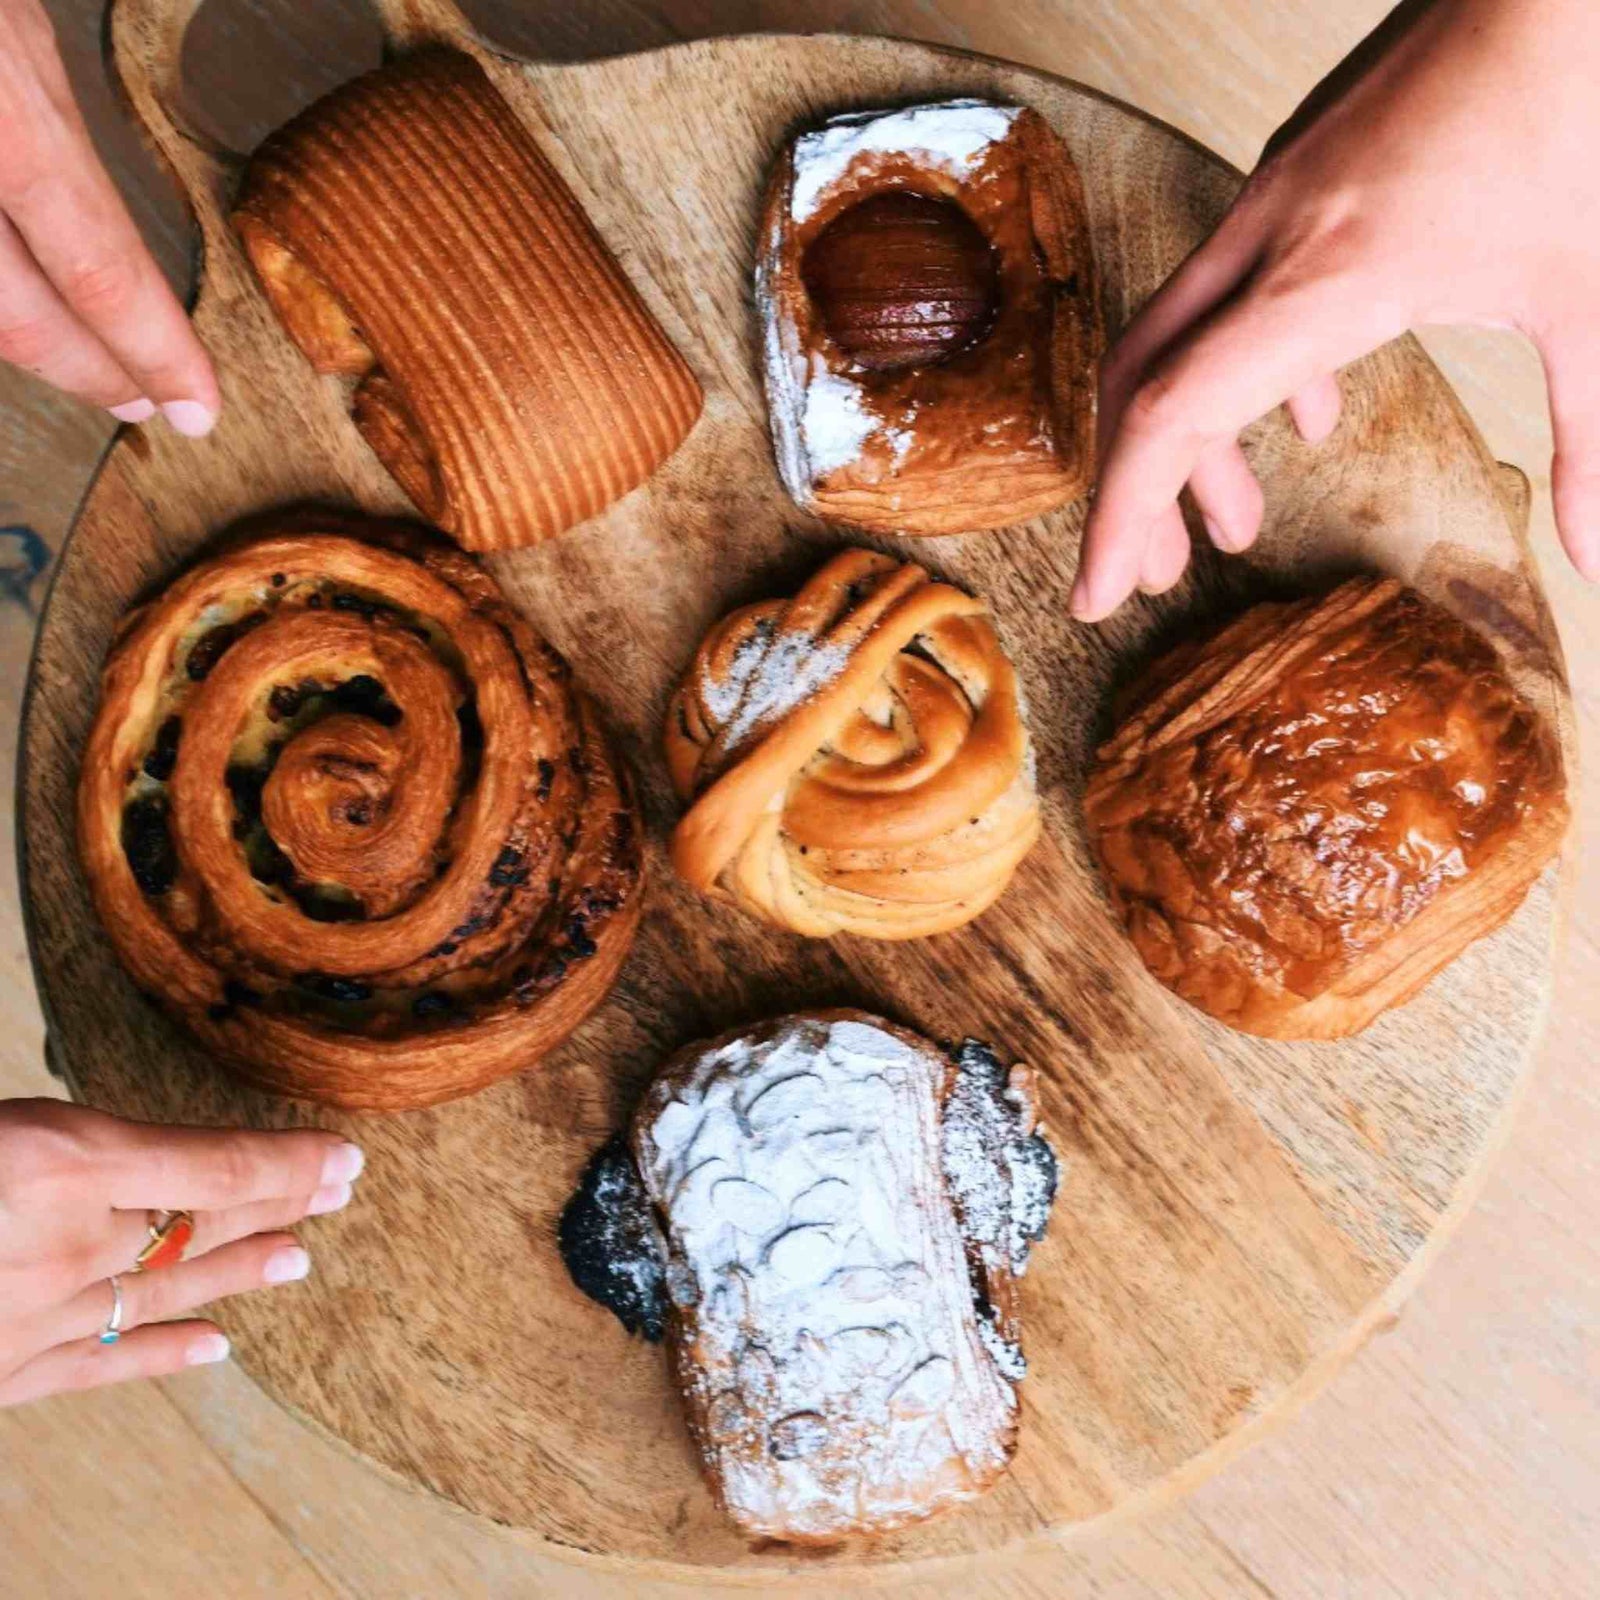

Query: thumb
1539;326;1600;581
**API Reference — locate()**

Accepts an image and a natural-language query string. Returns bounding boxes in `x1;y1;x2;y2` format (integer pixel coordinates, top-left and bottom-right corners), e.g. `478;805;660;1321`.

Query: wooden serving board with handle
18;0;1576;1581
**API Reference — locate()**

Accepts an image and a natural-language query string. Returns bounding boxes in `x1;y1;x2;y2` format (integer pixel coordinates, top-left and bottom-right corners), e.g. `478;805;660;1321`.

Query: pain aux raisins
141;715;182;781
185;612;266;680
121;797;177;896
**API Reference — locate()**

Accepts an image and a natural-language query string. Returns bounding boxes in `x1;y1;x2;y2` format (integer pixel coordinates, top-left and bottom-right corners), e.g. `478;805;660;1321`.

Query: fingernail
109;398;156;423
306;1181;352;1216
186;1332;230;1366
160;399;217;438
1068;581;1092;620
1204;515;1243;553
264;1245;311;1285
321;1142;364;1186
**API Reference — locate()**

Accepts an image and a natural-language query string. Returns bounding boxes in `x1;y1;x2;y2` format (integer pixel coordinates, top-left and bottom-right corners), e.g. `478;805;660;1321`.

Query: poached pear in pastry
758;97;1100;535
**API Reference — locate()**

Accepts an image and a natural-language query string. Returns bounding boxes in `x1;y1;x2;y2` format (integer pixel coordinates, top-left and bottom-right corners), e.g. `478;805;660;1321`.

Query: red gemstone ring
132;1209;195;1273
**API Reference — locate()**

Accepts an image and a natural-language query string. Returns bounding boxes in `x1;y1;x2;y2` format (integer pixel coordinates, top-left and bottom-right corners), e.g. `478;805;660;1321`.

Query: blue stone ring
98;1275;125;1347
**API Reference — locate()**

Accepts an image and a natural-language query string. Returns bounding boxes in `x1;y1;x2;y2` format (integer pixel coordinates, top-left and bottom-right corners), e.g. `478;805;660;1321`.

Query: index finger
2;113;219;428
94;1118;364;1211
1074;271;1398;621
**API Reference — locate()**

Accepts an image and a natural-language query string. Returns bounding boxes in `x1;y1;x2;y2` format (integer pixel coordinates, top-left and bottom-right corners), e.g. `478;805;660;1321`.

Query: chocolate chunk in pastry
563;1011;1058;1543
76;514;643;1110
1084;577;1569;1040
758;99;1100;535
233;49;703;553
559;1134;667;1344
664;549;1041;939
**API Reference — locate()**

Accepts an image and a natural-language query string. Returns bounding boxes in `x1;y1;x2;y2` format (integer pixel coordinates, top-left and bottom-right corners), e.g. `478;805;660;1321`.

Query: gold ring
132;1209;195;1273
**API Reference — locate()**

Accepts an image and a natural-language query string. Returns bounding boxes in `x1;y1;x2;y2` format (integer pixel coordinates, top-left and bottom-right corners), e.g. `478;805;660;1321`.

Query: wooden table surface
1;2;1596;1595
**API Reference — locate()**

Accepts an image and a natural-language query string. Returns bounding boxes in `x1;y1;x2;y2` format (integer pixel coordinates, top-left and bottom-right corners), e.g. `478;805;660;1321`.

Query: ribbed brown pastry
1084;577;1569;1040
233;49;702;553
76;513;642;1110
757;98;1100;535
665;549;1040;939
629;1011;1057;1542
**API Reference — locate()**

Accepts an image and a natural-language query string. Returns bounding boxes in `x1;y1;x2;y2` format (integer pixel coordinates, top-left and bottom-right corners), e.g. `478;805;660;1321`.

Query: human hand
1071;0;1600;621
0;1099;363;1406
0;0;218;430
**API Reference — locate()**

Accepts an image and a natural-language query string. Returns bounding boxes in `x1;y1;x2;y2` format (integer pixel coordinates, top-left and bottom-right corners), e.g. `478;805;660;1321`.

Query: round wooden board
19;0;1576;1581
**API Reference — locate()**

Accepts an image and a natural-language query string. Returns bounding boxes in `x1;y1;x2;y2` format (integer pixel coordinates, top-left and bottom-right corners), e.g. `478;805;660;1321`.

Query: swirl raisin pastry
758;99;1100;534
233;49;702;553
76;514;642;1110
665;549;1040;939
561;1011;1058;1542
1084;577;1569;1039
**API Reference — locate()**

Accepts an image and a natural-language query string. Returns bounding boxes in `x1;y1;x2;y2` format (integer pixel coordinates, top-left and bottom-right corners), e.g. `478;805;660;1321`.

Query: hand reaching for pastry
1072;0;1600;621
0;1100;362;1406
0;0;217;430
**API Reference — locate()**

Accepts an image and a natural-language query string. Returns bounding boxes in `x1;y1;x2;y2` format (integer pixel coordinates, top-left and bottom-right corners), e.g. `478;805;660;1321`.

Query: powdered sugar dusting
800;368;878;478
941;1040;1059;1286
698;616;852;764
790;100;1021;223
634;1015;1022;1539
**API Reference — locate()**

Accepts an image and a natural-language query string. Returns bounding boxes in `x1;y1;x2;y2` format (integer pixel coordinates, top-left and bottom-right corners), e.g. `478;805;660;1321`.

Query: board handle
105;0;508;301
105;0;235;252
369;0;479;52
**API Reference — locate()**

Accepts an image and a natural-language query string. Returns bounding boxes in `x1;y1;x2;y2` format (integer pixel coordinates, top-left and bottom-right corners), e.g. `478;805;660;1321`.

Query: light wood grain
13;0;1580;1582
2;1;1598;1597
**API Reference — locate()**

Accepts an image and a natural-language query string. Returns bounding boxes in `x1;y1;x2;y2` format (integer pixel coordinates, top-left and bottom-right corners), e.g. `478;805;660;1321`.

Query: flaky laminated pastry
758;99;1100;534
76;514;642;1109
1084;577;1569;1039
234;49;702;553
624;1011;1057;1542
665;549;1040;939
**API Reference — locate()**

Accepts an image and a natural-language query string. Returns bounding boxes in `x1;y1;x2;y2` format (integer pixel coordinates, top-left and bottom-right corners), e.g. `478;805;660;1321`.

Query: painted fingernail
160;399;217;438
306;1181;352;1216
264;1245;311;1285
321;1141;364;1186
186;1332;230;1366
109;398;156;423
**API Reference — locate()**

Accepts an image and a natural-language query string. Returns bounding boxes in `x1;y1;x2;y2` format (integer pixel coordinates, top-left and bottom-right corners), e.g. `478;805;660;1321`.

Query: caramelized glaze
1084;578;1568;1038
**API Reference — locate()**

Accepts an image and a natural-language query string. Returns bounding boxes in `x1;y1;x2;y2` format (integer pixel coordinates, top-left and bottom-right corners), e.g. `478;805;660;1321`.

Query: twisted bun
666;549;1039;939
77;514;642;1109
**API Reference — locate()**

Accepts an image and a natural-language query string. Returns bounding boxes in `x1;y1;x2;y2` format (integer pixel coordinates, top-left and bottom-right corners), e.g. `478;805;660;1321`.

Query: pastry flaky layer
1084;577;1570;1040
233;49;702;554
665;549;1041;939
76;513;642;1110
632;1010;1054;1543
757;98;1101;535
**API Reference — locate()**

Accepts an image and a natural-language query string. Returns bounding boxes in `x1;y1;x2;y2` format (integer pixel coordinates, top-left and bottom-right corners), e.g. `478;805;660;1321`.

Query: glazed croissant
76;513;642;1110
233;49;702;553
665;550;1039;939
1084;577;1569;1039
